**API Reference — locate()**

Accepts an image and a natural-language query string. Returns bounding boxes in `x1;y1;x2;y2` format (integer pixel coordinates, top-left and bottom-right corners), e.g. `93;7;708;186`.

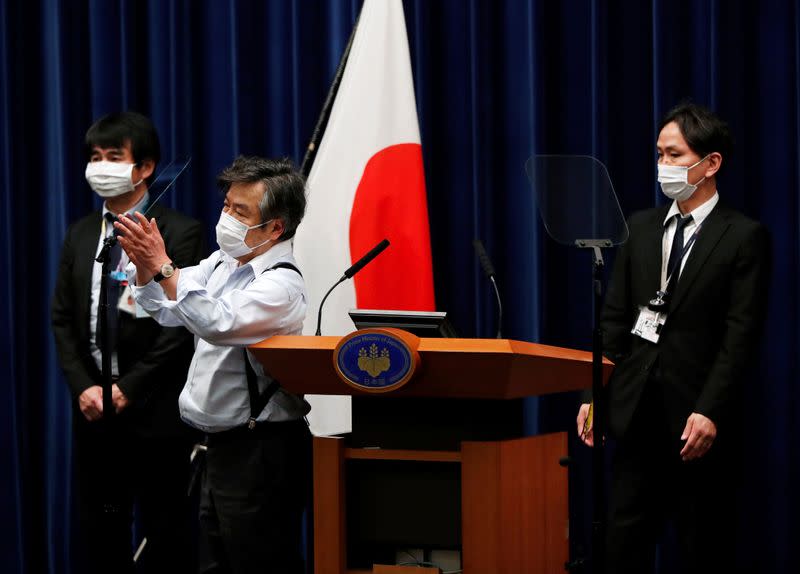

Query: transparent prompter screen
525;155;628;246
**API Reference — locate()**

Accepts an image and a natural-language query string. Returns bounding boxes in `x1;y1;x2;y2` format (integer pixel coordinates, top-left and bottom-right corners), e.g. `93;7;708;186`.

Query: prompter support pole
95;235;123;528
96;235;116;422
576;238;611;574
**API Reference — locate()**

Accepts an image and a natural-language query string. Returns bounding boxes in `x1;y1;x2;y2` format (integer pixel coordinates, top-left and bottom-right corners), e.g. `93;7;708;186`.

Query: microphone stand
95;234;122;532
97;235;116;420
315;276;346;336
575;238;611;574
472;239;503;339
488;275;502;339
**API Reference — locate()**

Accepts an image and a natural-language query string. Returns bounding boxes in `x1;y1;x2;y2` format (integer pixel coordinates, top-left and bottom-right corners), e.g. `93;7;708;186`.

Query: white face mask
215;211;273;258
85;161;143;198
657;155;709;202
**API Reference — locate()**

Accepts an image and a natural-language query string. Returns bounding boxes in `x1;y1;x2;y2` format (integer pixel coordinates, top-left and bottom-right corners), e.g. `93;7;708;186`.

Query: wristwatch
153;261;176;283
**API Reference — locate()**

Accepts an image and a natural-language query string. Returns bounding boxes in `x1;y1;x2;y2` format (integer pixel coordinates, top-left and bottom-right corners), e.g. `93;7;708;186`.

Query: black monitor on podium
348;309;457;338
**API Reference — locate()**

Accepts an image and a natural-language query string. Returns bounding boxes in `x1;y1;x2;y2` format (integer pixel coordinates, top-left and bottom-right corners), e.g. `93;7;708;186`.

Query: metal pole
300;11;361;177
575;239;610;574
591;246;606;574
97;237;116;421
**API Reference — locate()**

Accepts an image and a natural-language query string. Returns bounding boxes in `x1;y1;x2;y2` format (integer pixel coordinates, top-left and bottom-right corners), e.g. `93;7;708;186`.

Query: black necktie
666;214;693;297
97;213;123;355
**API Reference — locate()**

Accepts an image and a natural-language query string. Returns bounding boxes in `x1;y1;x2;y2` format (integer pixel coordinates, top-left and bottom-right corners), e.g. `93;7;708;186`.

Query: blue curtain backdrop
1;0;798;572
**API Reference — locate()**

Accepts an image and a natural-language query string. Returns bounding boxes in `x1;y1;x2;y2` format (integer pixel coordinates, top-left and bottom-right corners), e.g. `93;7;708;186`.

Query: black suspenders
213;259;303;429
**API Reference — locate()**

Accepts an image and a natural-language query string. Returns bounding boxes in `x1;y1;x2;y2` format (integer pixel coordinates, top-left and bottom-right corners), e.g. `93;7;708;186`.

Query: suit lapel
640;207;669;295
75;212;104;331
669;205;731;312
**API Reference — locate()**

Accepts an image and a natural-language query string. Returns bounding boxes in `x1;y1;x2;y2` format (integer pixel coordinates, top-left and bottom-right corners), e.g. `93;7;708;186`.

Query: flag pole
296;11;362;573
300;11;362;177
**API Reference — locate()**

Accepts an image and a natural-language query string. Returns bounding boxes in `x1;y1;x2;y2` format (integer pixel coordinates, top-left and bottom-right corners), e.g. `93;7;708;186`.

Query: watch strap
153;261;175;283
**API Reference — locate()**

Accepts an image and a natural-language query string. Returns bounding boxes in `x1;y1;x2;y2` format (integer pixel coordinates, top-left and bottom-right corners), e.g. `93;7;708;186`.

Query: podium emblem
357;344;391;377
334;328;420;393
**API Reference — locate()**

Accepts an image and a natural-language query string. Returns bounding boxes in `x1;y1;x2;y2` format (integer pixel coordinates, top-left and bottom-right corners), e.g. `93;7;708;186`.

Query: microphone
473;238;496;278
343;238;390;279
315;239;391;336
473;239;503;339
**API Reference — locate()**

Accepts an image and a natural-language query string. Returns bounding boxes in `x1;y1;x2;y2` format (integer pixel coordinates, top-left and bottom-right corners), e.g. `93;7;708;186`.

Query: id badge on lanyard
631;222;702;344
101;215;144;318
632;306;666;343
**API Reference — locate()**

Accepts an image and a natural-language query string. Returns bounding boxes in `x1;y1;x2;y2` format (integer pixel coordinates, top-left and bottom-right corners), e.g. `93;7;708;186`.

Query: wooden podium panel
462;433;568;574
314;438;346;574
249;336;612;399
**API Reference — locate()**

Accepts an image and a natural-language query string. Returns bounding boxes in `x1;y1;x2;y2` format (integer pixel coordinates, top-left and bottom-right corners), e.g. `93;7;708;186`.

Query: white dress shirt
660;192;719;291
129;240;308;432
89;192;149;376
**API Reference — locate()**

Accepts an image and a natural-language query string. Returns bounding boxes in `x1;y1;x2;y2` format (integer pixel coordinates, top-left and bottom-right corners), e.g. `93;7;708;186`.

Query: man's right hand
576;403;594;447
78;386;103;421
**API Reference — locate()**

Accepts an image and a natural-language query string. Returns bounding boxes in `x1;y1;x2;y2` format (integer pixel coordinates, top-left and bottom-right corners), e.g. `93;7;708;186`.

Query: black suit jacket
600;201;769;440
51;202;206;438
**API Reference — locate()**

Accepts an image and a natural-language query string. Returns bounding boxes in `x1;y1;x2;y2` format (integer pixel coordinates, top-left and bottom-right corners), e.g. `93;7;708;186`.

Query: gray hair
216;156;307;241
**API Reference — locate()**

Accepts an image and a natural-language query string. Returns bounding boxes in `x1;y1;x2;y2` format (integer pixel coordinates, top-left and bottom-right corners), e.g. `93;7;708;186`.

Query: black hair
658;102;733;164
216;156;307;242
85;111;161;169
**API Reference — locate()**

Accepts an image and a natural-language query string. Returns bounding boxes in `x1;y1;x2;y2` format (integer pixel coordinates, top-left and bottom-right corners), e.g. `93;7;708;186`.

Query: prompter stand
94;157;191;427
526;154;629;574
96;233;118;422
91;159;194;567
575;239;612;574
95;233;125;538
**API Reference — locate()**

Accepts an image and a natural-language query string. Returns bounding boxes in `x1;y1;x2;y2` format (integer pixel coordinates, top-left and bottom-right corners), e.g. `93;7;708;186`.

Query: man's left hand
111;383;130;414
114;212;170;285
680;412;717;461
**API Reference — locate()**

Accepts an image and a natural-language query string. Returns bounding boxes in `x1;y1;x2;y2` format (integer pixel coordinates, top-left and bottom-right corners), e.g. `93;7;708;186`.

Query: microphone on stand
315;239;391;336
473;239;503;339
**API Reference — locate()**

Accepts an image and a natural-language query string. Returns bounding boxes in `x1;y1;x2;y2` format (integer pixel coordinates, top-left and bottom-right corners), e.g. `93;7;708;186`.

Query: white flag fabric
294;0;435;436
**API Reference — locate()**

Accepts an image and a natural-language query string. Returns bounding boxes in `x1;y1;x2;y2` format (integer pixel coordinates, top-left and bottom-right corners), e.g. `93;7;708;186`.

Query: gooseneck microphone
343;238;390;279
473;239;503;339
315;238;391;336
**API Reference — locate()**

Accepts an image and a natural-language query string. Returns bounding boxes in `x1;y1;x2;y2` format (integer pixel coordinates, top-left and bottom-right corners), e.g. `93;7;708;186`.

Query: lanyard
660;222;703;294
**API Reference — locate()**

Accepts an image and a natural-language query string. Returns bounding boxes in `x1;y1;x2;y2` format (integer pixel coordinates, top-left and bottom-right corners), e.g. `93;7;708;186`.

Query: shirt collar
103;191;150;219
222;239;295;276
663;191;719;227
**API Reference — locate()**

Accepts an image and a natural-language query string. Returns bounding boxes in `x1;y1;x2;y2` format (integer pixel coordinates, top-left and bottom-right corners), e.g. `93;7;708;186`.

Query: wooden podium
249;335;612;574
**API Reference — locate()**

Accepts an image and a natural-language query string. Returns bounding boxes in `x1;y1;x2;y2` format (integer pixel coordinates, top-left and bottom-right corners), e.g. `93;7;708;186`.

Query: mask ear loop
244;219;277;252
130;162;144;188
688;154;711;187
247;218;274;231
689;154;711;170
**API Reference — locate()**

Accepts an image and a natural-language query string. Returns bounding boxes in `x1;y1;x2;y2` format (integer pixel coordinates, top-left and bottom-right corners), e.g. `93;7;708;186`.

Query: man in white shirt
117;156;310;574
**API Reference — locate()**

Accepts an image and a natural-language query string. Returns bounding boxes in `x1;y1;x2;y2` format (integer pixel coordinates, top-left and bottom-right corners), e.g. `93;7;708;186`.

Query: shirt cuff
127;263;169;311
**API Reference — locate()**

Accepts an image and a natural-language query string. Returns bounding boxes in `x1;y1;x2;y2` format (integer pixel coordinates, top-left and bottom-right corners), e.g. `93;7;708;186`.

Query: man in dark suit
577;103;769;574
51;112;205;574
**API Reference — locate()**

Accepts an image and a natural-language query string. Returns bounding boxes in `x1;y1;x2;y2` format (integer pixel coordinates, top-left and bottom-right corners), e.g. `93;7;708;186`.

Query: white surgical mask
85;161;143;198
657;155;709;202
215;211;273;258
